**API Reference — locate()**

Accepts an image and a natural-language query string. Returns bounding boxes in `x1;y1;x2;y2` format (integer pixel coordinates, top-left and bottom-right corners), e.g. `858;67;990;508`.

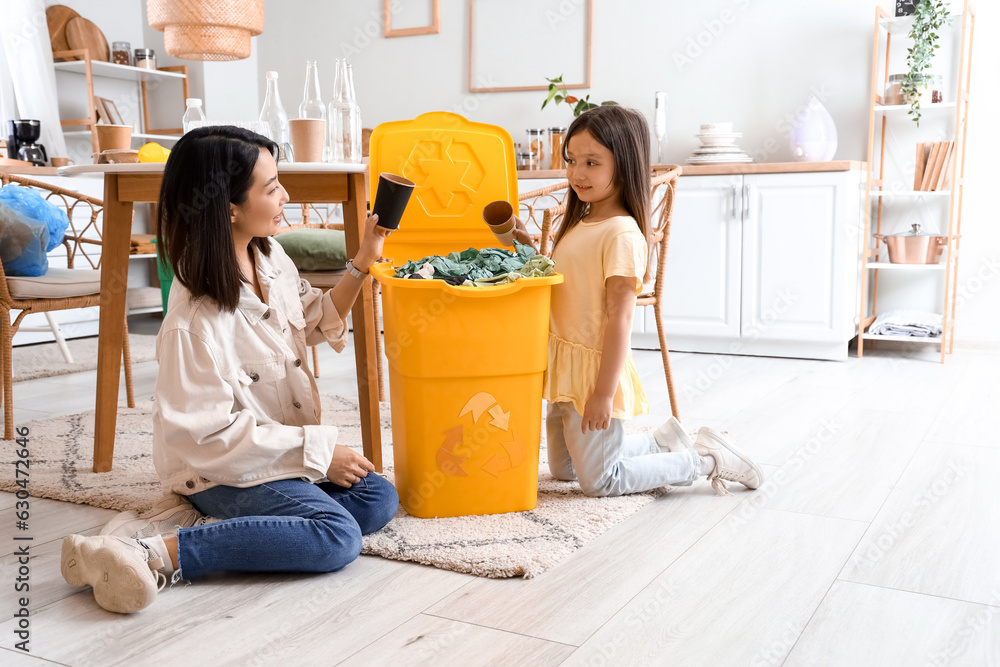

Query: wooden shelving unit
53;49;188;153
859;2;975;363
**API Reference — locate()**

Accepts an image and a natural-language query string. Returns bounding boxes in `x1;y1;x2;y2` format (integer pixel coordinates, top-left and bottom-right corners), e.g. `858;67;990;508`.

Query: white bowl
697;132;742;146
700;122;733;133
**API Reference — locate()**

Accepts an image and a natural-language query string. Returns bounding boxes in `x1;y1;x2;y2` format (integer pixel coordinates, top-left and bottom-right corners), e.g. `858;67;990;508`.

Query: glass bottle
259;70;291;160
654;92;667;164
329;59;362;163
299;60;328;161
181;98;206;133
299;60;325;119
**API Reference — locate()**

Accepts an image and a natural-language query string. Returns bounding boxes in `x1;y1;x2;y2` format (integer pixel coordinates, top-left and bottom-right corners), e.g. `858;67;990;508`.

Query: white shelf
129;253;157;260
867;261;945;271
861;332;942;344
870;190;951;197
62;130;181;143
54;60;186;82
878;13;962;35
874;102;957;113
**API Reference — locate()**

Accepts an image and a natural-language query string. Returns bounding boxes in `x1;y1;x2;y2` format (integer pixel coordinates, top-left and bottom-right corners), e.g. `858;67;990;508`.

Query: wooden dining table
57;162;384;473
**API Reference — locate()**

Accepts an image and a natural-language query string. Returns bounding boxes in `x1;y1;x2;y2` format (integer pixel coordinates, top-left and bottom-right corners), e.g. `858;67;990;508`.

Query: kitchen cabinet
632;169;866;360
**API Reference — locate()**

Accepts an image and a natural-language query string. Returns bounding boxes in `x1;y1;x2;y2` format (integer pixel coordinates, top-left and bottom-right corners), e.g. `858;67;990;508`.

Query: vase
789;95;838;162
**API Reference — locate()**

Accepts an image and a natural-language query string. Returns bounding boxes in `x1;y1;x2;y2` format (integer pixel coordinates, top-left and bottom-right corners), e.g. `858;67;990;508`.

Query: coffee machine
7;119;48;166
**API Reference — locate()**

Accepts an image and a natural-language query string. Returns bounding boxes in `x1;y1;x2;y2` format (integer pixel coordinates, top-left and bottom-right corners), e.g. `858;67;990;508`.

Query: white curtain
0;0;68;158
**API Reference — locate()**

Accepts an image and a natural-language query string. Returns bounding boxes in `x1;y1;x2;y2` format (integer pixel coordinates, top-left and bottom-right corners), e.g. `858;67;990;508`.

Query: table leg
93;175;132;473
343;172;383;472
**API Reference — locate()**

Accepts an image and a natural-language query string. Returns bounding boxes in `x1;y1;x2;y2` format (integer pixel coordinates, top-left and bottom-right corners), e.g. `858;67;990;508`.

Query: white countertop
57;161;368;176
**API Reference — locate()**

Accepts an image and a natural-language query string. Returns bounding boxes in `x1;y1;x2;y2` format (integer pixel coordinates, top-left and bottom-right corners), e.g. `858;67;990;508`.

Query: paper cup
96;125;132;152
483;200;516;246
289;118;325;163
371;173;415;230
50;157;73;167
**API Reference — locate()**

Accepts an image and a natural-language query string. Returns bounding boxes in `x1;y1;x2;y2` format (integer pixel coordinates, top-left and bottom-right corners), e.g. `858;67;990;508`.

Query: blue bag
0;185;71;277
0;199;49;277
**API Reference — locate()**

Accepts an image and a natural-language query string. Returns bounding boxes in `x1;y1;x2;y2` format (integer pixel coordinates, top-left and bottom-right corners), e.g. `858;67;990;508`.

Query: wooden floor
2;317;998;666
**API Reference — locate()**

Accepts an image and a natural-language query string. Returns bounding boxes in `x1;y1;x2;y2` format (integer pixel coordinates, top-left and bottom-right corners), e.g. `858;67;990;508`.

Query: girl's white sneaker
61;534;166;613
694;427;763;495
652;417;694;453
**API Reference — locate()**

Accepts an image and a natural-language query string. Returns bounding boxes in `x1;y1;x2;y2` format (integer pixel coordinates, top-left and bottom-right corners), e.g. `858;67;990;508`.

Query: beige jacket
153;239;347;496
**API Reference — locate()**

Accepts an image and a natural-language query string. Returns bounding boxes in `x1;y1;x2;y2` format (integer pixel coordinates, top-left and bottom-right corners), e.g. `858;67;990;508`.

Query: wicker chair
0;174;135;440
537;167;683;419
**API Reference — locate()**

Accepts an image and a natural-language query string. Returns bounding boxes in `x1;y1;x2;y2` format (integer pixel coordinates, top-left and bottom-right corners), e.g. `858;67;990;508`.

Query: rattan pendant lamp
147;0;264;61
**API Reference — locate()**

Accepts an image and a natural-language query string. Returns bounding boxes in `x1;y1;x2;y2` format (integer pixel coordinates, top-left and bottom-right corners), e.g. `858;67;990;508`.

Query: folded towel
869;309;943;337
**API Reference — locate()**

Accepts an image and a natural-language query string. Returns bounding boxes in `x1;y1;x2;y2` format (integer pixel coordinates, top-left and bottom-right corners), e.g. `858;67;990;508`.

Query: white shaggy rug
0;395;665;578
10;334;158;382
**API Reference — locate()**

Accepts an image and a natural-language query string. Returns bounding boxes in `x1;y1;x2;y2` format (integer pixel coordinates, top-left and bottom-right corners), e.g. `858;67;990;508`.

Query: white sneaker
652;417;695;453
694;427;763;495
61;534;165;613
100;494;205;539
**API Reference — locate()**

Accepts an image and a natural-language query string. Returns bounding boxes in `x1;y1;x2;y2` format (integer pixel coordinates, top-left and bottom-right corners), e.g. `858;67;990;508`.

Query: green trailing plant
541;75;617;117
901;0;952;126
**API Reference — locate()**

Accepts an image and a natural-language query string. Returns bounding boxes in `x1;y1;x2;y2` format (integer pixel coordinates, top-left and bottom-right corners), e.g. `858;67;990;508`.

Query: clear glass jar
112;42;131;66
517;152;537;170
134;48;156;70
526;128;546;169
549;127;566;170
886;73;945;105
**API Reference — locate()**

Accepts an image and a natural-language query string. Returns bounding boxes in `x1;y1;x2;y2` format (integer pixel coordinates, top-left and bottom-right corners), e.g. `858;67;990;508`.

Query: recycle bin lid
368;111;518;252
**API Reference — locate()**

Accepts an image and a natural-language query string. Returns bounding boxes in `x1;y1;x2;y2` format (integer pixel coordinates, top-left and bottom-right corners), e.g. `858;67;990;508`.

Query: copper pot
874;224;951;264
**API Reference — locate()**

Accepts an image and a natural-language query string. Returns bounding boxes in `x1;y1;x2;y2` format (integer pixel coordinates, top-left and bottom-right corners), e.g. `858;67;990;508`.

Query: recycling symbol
436;392;526;478
402;139;486;218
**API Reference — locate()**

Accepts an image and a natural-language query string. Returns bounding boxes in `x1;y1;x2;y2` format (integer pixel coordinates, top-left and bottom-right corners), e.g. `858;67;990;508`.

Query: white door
651;174;743;339
740;172;845;342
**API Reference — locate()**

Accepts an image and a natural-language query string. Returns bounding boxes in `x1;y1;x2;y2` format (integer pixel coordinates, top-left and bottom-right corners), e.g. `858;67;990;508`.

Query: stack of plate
687;123;753;164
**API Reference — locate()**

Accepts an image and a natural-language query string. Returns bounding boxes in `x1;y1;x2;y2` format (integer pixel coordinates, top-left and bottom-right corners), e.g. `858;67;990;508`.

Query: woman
61;126;398;614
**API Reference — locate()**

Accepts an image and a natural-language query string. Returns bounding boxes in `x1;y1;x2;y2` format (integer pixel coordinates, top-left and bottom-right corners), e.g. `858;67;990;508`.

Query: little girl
519;106;763;498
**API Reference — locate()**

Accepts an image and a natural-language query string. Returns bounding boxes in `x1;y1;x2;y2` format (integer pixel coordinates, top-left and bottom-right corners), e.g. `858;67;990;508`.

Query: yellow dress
544;215;649;420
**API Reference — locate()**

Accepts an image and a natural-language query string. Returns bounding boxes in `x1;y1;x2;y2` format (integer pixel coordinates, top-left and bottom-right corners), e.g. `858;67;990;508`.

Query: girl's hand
581;392;614;433
512;215;537;250
326;444;376;487
354;214;393;270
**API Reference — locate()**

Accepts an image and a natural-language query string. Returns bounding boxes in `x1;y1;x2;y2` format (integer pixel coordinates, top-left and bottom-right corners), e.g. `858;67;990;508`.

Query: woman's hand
326;444;376;487
581;392;614;433
354;214;393;271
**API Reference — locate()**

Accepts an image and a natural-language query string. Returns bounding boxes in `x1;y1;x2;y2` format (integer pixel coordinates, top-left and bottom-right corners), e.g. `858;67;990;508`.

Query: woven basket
146;0;264;61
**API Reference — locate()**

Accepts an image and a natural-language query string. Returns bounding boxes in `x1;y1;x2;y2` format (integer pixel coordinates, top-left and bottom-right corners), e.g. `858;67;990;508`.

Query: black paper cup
372;173;415;230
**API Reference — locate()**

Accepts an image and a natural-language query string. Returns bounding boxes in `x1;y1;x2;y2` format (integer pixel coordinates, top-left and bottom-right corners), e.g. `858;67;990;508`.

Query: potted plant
541;75;617;116
900;0;952;125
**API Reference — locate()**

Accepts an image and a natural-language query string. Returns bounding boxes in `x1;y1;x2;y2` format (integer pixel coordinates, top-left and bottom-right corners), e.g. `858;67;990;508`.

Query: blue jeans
178;474;398;580
546;402;699;497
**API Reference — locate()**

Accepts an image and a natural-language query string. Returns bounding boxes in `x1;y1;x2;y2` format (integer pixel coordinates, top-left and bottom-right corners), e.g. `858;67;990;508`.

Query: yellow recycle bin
372;265;562;518
369;112;562;518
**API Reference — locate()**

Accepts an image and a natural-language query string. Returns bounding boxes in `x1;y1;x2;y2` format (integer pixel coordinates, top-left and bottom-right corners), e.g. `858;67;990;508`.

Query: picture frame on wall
468;0;592;93
384;0;440;38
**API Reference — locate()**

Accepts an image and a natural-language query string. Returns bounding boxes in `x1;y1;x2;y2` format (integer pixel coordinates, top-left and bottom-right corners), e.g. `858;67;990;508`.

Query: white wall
32;0;1000;347
256;0;998;346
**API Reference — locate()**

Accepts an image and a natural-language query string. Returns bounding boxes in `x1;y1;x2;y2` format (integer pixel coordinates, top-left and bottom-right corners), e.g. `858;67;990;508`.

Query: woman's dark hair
157;125;278;312
554;105;652;280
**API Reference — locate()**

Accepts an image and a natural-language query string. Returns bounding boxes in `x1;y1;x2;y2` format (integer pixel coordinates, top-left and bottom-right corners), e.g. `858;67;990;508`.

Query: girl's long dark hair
554;105;652;282
157;125;278;312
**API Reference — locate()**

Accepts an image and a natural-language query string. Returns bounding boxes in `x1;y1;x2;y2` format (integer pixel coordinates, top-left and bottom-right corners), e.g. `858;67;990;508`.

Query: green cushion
274;228;347;271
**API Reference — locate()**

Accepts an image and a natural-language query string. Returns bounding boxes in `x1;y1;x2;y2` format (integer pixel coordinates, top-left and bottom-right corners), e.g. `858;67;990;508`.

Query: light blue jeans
546;401;700;497
178;474;398;579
